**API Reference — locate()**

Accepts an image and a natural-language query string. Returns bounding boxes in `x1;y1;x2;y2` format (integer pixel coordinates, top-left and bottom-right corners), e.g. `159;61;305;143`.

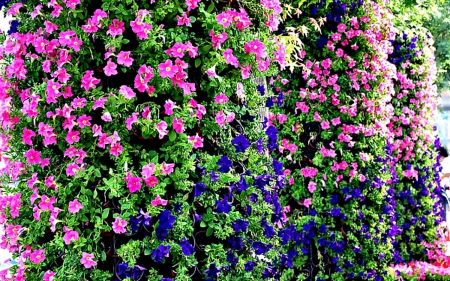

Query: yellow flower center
222;18;227;23
165;67;171;72
177;48;182;53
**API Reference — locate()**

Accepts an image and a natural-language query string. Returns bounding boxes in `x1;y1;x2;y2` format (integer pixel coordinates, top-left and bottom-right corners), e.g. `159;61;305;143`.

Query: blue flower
151;244;170;263
257;85;265;96
235;175;249;192
330;207;341;217
233;219;249;233
261;219;275;238
226;251;238;266
205;263;221;278
216;197;232;214
311;4;318;15
156;210;176;241
252;241;272;254
244;261;255;272
228;236;244;250
217;155;232;173
179;237;194;256
210;171;219;182
194;182;206;197
231;135;250;153
273;159;283;176
317;36;327;48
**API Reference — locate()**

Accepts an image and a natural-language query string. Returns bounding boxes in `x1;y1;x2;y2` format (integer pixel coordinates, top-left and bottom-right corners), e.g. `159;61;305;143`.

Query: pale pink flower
80;252;97;268
214;93;229;104
30;249;46;264
68;199;83;213
101;112;113;122
156;121;168;139
104;60;118;76
43;271;55;281
308;182;317;192
188;134;203;149
303;198;312;208
117;51;134;67
223;48;239;68
112;216;127;234
160;162;175;175
119;85;136;100
151;195;168;207
63;230;79;245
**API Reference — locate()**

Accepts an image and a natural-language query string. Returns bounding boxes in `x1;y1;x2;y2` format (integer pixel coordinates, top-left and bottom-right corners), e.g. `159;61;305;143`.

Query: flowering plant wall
0;0;291;280
268;0;401;280
386;23;441;263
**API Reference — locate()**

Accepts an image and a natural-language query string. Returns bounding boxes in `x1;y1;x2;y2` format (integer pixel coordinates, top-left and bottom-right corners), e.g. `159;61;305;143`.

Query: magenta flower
172;117;185;133
188;134;203;149
66;131;80;145
303;198;312;208
177;13;191;26
22;127;36;146
80;252;97;268
142;163;156;178
156;121;168;139
112;216;128;234
107;19;125;37
68;199;84;213
101;112;113;122
81;70;100;92
241;64;252;79
119;85;136;100
66;163;81;177
215;110;227;127
24;149;42;165
7;3;24;16
223;49;239;68
63;230;79;245
169;42;186;58
30;249;46;264
244;39;267;58
308;182;317;192
117;51;134;67
66;0;81;9
210;29;228;49
160;162;175;175
104;60;118;76
214;93;229;104
164;99;176;115
186;0;201;10
43;271;55;281
109;142;123;157
77;115;92;128
216;11;232;28
158;59;177;78
151;195;168;207
39;195;56;211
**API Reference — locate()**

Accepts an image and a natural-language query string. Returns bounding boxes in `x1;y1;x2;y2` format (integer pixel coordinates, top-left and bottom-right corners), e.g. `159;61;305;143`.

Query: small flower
158;59;177;78
63;230;79;245
180;237;194;255
68;199;84;213
223;48;239;67
156;121;169;139
119;85;136;100
188;134;203;149
231;135;250;153
151;244;171;263
217;155;232;173
214;93;229;104
30;249;46;264
113;216;128;234
117;51;134;67
80;252;97;268
151;195;168;207
216;197;232;213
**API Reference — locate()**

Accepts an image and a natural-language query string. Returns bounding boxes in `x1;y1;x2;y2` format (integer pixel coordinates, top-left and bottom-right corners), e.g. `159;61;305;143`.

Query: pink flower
81;70;100;92
110;142;123;157
337;23;347;32
117;51;134;67
92;124;103;137
39;195;56;211
158;59;177;78
80;252;97;268
66;0;81;9
104;60;118;76
308;182;317;192
164;99;176;115
177;13;191;26
66;131;80;144
321;58;332;70
214;93;229;104
241;64;252;79
112;216;128;234
119;85;136;100
215;110;227;127
303;198;312;208
127;176;142;193
244;39;267;58
77;115;92;128
7;3;23;16
188;134;203;149
216;11;232;28
142;163;156;178
126;112;139;130
151;195;168;207
107;19;125;37
223;49;239;68
24;149;42;164
186;0;201;10
301;167;318;178
101;112;113;122
63;230;79;245
66;163;81;176
68;199;83;213
22;127;36;146
206;66;217;78
160;162;175;175
156;121;168;139
30;249;46;264
144;176;159;187
43;271;55;281
172;117;185;133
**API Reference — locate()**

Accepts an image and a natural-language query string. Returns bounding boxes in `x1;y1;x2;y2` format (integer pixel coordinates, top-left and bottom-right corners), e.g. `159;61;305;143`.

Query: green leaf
101;251;107;261
144;248;151;255
207;3;215;13
102;209;109;219
200;221;206;227
94;169;101;178
169;130;176;142
195;58;201;68
206;227;213;236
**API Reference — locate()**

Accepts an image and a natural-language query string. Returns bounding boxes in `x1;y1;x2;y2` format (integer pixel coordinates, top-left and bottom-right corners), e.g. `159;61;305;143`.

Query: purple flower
194;182;206;197
151;244;170;263
179;237;194;256
205;263;220;278
216;197;232;214
210;171;219;182
330;207;341;217
235;175;249;192
231;135;250;153
217;155;232;173
228;236;244;250
232;219;249;233
156;210;176;241
244;261;255;272
252;241;272;254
